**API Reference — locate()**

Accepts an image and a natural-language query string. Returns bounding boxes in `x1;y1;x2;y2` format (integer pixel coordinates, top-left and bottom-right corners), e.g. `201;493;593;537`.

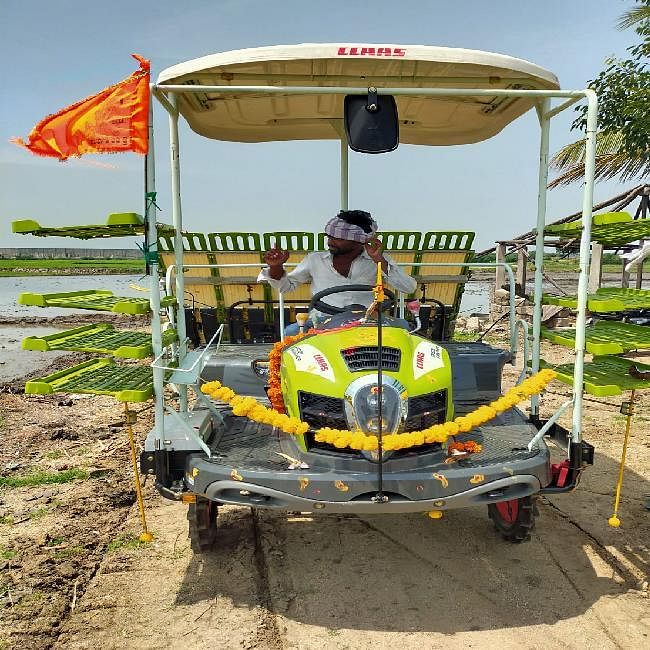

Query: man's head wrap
324;212;378;243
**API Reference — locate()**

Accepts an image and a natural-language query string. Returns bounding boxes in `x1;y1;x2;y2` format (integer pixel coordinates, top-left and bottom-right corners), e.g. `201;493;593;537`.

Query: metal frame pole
168;93;189;412
146;91;165;442
279;293;286;341
527;398;574;450
515;318;531;383
156;85;588;101
571;90;598;443
340;138;349;210
530;98;551;417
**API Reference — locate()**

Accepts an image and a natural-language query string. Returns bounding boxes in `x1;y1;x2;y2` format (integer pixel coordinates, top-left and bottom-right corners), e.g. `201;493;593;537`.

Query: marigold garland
201;368;557;452
267;332;311;412
448;441;483;454
202;381;310;435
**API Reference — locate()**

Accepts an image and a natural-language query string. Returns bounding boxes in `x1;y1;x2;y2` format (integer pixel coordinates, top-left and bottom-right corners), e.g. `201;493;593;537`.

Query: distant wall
0;248;140;259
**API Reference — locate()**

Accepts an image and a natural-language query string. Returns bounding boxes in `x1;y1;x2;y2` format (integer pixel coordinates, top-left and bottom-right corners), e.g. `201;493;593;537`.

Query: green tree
549;1;649;187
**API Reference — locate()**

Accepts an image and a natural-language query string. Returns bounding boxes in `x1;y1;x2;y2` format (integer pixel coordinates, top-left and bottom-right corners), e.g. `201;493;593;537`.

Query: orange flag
12;54;150;161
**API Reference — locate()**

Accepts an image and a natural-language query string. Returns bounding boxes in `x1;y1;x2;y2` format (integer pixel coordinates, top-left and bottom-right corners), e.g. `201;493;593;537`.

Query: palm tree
617;3;650;29
549;2;649;187
548;131;649;188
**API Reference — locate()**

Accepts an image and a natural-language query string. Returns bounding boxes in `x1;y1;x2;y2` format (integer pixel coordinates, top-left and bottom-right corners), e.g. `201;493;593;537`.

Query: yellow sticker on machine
413;340;445;379
286;343;336;382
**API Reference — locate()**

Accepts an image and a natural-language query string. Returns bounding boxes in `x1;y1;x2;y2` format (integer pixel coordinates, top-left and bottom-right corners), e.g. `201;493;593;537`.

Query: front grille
299;391;358;455
298;391;347;430
341;346;401;372
404;389;447;432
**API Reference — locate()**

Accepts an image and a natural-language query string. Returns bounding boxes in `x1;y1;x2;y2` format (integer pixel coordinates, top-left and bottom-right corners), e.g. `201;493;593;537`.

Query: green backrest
421;231;475;250
263;232;315;251
157;232;209;252
208;232;262;251
159;230;474;253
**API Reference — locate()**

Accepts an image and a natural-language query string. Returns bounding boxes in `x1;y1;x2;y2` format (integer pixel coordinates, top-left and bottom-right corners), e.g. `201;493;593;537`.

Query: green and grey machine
136;44;610;550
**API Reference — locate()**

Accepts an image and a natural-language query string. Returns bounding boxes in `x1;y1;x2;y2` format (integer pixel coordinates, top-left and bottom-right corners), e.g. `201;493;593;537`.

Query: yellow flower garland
201;369;556;452
201;383;310;435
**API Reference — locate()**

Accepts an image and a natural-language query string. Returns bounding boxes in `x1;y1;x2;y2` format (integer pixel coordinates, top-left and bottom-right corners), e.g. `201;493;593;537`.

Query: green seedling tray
541;321;650;355
12;213;145;239
25;358;154;402
18;290;175;314
542;355;650;397
543;287;650;313
543;212;650;246
587;221;650;246
22;323;177;359
545;211;631;234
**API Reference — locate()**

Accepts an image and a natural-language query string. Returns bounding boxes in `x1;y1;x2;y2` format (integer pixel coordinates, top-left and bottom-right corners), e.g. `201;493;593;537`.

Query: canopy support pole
571;91;598;443
340;138;349;210
531;99;551;417
168;93;189;413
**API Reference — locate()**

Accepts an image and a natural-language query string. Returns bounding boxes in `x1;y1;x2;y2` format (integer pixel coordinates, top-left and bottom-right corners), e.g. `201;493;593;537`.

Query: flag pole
145;88;166;463
374;263;387;503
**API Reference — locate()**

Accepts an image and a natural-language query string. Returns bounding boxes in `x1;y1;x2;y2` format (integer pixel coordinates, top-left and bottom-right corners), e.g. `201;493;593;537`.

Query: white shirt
258;250;417;319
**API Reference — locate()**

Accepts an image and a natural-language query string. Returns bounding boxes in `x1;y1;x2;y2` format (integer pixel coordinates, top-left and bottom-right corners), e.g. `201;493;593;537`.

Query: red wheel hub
495;498;519;524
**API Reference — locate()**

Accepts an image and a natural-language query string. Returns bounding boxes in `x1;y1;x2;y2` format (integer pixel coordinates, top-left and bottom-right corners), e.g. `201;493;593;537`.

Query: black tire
187;496;218;552
487;496;537;543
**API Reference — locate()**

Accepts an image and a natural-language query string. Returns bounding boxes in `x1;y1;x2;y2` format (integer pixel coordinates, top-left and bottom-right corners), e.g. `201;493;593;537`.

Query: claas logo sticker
337;46;406;57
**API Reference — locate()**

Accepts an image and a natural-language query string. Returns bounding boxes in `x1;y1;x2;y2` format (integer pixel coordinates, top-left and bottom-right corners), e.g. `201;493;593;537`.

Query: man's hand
364;237;385;264
264;245;290;280
264;245;290;267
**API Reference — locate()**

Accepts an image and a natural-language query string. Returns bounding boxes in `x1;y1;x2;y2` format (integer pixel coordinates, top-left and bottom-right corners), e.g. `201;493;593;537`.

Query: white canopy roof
157;43;560;146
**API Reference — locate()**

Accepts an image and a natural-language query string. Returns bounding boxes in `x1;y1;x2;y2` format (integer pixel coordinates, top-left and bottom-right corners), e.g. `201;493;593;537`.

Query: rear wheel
187;496;218;552
488;496;537;543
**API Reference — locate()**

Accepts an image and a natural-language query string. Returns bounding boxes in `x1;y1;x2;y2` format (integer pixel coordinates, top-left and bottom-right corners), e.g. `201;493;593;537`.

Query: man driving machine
258;210;417;334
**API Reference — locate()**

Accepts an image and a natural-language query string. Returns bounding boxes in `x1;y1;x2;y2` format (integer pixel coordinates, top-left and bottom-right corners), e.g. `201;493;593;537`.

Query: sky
0;0;638;252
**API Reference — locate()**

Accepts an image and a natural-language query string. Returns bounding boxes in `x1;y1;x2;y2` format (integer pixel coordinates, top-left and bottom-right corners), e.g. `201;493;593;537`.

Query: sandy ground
0;319;649;650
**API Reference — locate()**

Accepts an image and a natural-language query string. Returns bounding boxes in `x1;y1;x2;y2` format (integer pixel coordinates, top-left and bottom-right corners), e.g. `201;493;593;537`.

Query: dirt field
1;323;648;649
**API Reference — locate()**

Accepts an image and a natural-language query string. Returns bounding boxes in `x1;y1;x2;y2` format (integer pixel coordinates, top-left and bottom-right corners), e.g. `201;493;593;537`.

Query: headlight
366;392;386;409
367;417;388;433
344;376;408;434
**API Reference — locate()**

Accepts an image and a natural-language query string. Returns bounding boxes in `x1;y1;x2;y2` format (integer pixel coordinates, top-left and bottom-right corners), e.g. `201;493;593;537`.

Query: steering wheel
310;284;395;315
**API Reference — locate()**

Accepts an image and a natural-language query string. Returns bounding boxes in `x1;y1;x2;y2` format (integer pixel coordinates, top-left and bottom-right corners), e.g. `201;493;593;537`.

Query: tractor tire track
249;509;287;650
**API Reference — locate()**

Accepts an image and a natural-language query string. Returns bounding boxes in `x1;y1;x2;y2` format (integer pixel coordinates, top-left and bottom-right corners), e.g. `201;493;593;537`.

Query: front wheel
487;496;537;543
187;496;218;552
